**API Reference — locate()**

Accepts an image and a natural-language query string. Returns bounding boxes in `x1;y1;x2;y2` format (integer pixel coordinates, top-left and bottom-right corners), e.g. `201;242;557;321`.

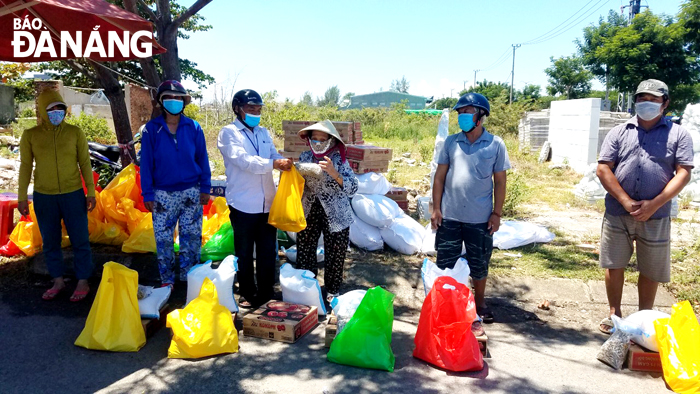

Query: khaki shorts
599;213;671;283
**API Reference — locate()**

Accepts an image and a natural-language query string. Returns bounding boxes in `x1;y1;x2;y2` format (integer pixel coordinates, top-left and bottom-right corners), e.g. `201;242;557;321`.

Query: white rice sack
356;172;392;195
349;213;384;251
421;257;471;296
614;309;670;352
379;213;424;255
279;263;327;315
138;286;171;319
351;194;400;228
186;255;239;313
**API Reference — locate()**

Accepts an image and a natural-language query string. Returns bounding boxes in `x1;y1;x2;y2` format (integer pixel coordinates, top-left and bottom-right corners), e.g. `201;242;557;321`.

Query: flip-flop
477;306;495;324
238;298;253;309
599;317;615;335
42;287;64;301
70;288;90;302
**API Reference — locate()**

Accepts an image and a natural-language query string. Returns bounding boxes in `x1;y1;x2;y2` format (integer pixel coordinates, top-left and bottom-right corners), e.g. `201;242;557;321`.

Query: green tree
0;62;34;102
38;0;215;164
518;84;542;101
316;86;340;107
577;10;699;111
390;76;410;93
465;80;510;101
431;97;457;110
544;55;593;99
300;91;314;106
679;0;700;55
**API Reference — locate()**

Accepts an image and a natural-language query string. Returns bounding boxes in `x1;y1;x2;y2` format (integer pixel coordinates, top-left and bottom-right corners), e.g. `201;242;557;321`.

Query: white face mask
310;138;335;154
635;101;663;121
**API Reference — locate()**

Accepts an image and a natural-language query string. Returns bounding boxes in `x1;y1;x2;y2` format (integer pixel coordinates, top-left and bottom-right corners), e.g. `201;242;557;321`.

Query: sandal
238;297;253;309
599;317;615;335
477;306;495;324
42;287;64;301
70;288;90;302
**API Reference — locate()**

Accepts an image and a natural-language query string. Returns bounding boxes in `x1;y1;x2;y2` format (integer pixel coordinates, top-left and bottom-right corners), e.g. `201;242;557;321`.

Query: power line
522;0;610;46
520;0;598;45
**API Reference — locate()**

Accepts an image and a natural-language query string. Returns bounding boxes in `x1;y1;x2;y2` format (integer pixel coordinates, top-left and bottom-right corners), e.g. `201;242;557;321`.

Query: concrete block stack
281;120;361;162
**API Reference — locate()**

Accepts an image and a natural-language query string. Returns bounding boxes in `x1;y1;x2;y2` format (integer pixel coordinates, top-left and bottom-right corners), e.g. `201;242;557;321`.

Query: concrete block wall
548;98;601;173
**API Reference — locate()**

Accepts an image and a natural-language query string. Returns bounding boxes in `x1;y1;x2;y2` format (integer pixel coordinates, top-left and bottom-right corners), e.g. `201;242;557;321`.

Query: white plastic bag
186;255;239;313
356;172;392;195
613;310;670;352
379;213;424;255
279;263;327;315
330;289;367;334
282;246;324;263
351;194;400;228
138;285;171;319
349;213;384;251
421;223;437;256
493;221;555;250
421;257;471;296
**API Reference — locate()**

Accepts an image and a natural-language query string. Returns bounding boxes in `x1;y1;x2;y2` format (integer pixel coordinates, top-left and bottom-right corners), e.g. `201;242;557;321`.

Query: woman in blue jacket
140;80;211;287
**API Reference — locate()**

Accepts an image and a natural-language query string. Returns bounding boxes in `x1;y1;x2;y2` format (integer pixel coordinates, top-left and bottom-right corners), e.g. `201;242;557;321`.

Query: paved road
0;255;676;394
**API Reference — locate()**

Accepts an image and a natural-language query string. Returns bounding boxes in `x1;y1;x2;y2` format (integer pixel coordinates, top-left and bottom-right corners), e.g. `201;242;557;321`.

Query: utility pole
509;44;521;104
473;69;480;88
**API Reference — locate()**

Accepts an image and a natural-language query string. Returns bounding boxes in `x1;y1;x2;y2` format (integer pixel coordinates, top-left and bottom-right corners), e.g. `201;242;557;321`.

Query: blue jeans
33;189;93;280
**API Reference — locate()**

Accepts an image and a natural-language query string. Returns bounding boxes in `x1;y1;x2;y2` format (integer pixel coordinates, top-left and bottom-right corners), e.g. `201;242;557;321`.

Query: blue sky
177;0;686;103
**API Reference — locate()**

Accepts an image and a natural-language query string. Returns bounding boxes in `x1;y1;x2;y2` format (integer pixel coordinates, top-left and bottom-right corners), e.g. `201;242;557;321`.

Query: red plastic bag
413;276;483;372
0;240;23;257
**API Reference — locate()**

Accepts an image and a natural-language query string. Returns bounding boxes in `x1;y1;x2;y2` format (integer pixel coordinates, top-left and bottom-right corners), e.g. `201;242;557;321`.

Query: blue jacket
140;115;211;202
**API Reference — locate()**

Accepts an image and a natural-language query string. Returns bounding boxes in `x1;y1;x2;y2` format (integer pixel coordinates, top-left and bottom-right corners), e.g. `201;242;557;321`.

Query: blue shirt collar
456;128;493;145
627;115;672;132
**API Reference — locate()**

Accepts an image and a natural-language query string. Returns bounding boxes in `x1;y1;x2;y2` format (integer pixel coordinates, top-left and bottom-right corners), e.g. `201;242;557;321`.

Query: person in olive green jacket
18;89;96;302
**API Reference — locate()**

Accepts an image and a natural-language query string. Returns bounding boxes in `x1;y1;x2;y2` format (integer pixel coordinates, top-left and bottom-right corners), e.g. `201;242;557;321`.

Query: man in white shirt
218;89;292;308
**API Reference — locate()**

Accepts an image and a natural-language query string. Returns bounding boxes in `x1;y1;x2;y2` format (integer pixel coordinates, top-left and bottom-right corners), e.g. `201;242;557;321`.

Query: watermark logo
11;16;153;58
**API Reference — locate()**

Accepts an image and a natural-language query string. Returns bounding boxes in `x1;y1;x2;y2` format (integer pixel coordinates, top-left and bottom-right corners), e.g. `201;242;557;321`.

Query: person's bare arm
488;170;507;234
631;164;692;221
431;164;448;230
596;162;640;213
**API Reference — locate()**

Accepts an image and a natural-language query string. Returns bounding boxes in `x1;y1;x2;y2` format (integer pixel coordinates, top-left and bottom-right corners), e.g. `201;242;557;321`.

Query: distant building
345;91;429;110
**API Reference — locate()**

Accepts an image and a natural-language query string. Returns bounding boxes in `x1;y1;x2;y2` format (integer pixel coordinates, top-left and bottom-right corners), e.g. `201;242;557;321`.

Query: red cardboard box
243;301;318;343
626;343;663;372
279;150;301;161
282;120;352;143
349;159;390;174
283;140;309;152
346;145;392;161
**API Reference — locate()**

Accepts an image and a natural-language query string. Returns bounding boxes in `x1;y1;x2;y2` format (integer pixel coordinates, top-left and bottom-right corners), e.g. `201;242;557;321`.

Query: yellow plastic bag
10;203;42;256
268;165;307;232
101;164;141;227
122;213;156;253
166;277;238;358
75;262;146;352
88;216;129;246
654;301;700;393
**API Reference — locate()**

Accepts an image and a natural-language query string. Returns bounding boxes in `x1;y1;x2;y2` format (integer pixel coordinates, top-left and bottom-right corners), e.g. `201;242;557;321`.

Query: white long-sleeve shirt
217;119;283;214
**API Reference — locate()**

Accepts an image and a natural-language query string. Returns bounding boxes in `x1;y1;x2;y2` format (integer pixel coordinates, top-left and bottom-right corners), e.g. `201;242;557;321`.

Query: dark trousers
296;199;350;295
33;189;93;280
230;207;277;304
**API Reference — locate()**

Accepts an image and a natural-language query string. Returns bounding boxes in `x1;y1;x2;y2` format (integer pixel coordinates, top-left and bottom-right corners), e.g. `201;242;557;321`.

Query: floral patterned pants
153;187;203;285
296;199;350;294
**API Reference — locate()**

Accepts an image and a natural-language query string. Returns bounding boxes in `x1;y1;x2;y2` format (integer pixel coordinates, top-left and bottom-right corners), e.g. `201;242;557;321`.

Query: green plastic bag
200;221;235;262
277;229;294;249
327;286;395;372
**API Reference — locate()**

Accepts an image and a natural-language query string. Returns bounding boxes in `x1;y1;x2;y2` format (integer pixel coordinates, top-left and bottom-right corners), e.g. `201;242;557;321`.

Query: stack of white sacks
679;103;700;203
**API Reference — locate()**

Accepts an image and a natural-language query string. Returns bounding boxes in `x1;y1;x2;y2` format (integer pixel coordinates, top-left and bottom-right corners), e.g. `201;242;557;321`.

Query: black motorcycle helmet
231;89;264;113
453;92;490;121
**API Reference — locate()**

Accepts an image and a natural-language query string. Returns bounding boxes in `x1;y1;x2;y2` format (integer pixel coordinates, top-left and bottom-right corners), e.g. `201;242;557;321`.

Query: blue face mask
458;113;477;132
162;99;184;115
244;113;261;127
47;109;65;126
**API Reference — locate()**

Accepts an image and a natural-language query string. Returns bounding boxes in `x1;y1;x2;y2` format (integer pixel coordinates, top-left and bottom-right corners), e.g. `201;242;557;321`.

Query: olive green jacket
18;90;95;201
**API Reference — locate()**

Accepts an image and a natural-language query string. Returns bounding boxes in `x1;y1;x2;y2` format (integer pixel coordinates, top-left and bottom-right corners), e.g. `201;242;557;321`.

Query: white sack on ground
349;213;384;251
331;289;367;334
379;213;424;255
493;221;555;250
356;172;392;195
138;286;171;319
351;194;401;228
613;309;670;352
186;255;239;313
421;257;471;296
279;263;327;315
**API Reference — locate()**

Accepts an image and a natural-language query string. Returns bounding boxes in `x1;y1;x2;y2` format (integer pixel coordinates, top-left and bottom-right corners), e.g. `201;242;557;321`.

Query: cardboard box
476;333;489;358
385;187;408;201
141;304;173;338
626;343;662;372
243;301;318;343
395;200;409;211
210;180;227;197
283;140;309;152
346;145;393;161
324;314;337;348
282;120;352;143
280;150;301;161
349;159;390;174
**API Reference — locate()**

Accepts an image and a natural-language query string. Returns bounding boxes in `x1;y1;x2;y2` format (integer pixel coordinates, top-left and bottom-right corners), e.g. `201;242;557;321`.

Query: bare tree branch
172;0;213;28
63;59;99;85
137;0;158;22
